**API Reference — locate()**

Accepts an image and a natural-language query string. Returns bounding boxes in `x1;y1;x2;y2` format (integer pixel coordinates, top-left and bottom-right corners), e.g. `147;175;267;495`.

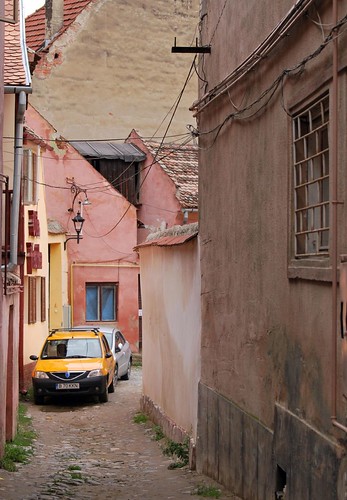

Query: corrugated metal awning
73;141;146;162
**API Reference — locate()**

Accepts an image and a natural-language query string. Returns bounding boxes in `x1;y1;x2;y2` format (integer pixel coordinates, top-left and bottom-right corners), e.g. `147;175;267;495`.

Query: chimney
45;0;64;41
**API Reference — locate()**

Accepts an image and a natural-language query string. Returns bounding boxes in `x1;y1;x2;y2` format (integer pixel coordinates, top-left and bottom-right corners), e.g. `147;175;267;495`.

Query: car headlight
34;371;49;379
87;369;103;378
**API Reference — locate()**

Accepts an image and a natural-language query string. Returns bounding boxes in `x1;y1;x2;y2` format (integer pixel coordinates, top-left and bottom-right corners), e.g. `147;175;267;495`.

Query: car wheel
121;360;131;380
99;387;108;403
108;366;118;393
34;393;44;405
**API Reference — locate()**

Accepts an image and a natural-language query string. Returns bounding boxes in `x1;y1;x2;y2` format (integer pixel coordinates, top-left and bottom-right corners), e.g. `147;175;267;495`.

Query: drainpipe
182;208;198;224
1;90;27;275
329;0;346;432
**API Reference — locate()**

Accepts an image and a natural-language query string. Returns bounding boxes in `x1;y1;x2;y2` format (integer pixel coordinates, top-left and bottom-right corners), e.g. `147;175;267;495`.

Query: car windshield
41;338;102;359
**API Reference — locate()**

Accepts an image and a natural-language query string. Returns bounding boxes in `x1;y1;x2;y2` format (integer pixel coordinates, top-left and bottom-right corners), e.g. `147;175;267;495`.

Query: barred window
293;94;329;257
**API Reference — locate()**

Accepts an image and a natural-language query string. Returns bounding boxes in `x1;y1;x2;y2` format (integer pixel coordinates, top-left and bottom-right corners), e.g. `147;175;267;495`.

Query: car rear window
41;338;102;359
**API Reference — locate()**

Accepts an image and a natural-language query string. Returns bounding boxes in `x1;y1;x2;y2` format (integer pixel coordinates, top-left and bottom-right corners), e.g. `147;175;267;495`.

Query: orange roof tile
25;0;94;51
4;0;29;86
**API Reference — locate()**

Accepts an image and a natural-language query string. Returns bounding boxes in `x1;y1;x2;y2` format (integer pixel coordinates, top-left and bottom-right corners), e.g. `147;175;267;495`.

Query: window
292;94;329;257
91;159;140;205
22;149;38;204
86;283;118;322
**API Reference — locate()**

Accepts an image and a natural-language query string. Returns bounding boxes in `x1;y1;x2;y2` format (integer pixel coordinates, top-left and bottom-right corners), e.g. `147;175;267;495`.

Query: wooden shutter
41;277;46;322
28;277;37;324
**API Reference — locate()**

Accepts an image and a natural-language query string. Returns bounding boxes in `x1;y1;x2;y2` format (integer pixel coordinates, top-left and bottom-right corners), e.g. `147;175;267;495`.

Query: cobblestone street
0;367;236;500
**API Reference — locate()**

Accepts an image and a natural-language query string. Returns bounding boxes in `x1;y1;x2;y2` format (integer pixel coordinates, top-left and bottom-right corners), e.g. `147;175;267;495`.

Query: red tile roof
138;139;199;210
4;0;29;85
25;0;93;51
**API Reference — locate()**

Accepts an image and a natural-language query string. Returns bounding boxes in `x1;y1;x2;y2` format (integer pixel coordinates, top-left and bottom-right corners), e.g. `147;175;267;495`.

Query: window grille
292;94;329;257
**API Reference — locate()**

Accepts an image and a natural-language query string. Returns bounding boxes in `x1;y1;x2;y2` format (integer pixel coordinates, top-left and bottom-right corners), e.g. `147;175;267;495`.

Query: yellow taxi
30;328;116;405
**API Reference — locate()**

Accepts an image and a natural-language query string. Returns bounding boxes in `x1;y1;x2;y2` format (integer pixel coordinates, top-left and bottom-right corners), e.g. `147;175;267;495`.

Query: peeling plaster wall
25;105;141;350
29;0;199;141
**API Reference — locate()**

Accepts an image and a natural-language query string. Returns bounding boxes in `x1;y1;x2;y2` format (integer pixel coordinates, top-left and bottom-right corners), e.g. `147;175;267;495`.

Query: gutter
182;208;198;224
1;90;27;275
2;0;32;275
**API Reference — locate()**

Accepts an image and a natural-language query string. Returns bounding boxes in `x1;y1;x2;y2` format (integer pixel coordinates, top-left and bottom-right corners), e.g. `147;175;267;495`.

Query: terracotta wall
197;0;347;497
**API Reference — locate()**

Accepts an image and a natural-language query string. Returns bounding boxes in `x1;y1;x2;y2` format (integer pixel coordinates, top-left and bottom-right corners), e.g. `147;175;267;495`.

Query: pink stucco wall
128;130;185;243
197;0;347;496
139;233;201;440
25;105;141;351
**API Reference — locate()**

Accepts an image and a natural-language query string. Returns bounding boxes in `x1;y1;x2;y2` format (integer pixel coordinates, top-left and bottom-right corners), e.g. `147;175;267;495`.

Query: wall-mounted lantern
64;211;85;250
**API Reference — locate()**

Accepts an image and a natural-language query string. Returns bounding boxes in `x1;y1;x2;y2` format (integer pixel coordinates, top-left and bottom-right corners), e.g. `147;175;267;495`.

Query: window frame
288;88;332;282
292;93;330;259
22;148;38;205
85;282;118;323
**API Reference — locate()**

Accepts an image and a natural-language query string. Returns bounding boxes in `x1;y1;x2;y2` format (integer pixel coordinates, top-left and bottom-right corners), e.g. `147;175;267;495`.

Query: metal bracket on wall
171;37;211;53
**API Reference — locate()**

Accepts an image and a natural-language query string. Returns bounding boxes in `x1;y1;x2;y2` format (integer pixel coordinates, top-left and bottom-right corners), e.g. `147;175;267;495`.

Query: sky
23;0;45;17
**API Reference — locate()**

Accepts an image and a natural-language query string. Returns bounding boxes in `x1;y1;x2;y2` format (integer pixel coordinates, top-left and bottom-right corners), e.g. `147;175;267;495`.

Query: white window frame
23;149;38;205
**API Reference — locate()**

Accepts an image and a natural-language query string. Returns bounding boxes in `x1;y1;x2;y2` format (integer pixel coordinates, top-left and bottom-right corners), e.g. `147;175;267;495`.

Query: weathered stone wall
197;383;345;499
30;0;199;141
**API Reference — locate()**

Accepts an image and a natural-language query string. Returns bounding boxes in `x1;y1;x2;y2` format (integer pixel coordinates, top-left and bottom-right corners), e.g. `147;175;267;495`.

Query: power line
196;12;347;148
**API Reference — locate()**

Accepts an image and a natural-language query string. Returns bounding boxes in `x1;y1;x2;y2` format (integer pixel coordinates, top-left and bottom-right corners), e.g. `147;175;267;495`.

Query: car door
101;335;114;385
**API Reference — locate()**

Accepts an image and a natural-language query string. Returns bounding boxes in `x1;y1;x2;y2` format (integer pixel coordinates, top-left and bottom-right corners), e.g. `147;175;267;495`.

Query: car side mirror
105;352;113;358
30;355;38;361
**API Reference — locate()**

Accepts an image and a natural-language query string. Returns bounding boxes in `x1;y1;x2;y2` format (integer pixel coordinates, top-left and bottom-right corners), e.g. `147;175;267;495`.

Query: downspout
1;90;27;274
182;208;198;224
329;0;346;432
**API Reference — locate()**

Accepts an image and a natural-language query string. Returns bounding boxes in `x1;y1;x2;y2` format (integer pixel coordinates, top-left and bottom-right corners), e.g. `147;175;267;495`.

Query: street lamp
64;211;85;250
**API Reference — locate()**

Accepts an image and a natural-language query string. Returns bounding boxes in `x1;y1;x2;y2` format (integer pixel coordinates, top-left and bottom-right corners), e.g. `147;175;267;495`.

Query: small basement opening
275;465;287;499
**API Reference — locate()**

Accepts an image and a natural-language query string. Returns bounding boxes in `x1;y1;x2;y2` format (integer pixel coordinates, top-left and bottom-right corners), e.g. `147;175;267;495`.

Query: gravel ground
0;367;238;500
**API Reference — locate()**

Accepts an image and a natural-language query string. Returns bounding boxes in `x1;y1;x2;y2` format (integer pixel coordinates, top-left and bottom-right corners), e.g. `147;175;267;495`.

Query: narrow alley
0;367;236;500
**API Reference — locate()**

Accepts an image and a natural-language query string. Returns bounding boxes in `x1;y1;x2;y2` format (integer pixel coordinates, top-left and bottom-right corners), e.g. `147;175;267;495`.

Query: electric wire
196;12;347;148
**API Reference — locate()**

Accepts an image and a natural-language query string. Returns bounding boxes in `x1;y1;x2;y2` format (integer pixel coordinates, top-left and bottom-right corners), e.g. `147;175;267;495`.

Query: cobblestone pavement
0;367;238;500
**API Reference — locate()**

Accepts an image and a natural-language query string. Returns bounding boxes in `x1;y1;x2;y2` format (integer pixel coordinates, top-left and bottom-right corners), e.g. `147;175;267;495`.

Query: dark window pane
86;285;98;321
101;286;115;321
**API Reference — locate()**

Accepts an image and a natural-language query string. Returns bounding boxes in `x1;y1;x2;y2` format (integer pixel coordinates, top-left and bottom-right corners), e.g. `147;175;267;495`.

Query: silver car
90;327;132;382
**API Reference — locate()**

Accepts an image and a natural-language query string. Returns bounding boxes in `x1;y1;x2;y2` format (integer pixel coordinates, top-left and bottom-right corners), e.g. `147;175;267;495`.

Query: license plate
56;383;80;390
